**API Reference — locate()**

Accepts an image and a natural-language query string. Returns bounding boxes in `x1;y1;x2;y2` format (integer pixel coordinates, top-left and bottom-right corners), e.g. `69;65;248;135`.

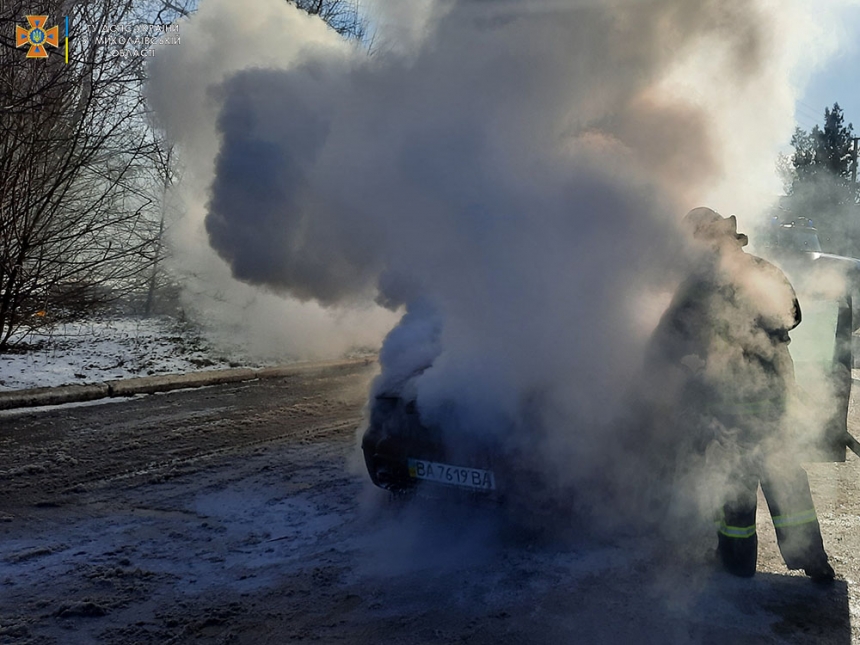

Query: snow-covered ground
0;317;271;391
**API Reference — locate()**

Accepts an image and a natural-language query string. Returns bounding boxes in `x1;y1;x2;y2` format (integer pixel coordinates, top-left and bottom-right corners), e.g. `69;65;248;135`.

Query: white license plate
407;458;496;491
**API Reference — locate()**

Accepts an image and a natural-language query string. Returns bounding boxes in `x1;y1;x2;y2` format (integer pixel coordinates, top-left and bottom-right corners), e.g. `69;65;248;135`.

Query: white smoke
146;0;398;360
147;0;859;516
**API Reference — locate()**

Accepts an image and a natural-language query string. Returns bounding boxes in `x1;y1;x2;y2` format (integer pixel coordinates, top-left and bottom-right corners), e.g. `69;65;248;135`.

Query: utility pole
852;137;860;198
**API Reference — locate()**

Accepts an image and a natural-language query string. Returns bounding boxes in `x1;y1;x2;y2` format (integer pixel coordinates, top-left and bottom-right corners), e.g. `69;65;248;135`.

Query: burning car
362;217;860;502
362;371;507;500
360;366;557;507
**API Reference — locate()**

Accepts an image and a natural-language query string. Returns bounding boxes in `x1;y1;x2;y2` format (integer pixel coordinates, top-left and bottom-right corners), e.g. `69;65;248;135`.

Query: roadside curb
0;383;111;410
106;368;258;397
0;358;375;411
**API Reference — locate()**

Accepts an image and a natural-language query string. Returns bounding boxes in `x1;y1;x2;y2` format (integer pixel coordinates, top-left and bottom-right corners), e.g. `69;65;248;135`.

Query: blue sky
795;5;860;135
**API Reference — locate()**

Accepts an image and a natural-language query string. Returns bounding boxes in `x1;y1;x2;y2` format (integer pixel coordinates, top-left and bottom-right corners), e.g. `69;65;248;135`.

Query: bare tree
0;0;364;349
0;0;171;349
291;0;366;40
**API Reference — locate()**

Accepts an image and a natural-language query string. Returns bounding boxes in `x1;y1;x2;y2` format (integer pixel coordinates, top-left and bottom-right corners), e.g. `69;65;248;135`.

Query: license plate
407;458;496;491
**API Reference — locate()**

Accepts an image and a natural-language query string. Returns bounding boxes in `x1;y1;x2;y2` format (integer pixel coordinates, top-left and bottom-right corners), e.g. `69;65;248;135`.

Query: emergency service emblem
16;15;59;58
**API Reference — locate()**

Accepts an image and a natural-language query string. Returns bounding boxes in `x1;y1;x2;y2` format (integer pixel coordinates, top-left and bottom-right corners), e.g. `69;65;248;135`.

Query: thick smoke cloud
146;1;397;359
149;0;859;527
193;0;758;424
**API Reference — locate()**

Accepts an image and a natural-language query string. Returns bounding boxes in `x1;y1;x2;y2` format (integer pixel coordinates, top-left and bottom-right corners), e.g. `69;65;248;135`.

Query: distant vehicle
757;217;860;289
757;217;860;462
760;217;821;253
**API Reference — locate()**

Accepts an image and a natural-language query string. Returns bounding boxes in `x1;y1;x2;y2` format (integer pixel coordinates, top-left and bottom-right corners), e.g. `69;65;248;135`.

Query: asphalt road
1;360;859;644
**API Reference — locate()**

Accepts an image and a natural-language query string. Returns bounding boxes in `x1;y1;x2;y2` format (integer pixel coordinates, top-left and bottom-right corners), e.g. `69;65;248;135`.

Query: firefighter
650;207;834;583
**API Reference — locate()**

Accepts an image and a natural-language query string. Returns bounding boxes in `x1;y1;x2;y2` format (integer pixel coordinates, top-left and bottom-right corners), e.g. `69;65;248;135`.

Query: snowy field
0;317;270;392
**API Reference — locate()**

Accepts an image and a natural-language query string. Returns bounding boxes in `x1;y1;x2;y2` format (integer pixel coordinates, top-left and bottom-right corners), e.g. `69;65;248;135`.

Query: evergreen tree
785;103;859;255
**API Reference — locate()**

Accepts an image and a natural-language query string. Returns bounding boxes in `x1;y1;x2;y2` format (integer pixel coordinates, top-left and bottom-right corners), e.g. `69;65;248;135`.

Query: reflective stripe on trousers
703;396;784;417
771;508;818;529
715;515;756;539
716;508;818;537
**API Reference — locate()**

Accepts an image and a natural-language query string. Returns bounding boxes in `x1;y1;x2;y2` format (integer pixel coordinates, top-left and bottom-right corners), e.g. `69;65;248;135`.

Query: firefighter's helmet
684;207;748;247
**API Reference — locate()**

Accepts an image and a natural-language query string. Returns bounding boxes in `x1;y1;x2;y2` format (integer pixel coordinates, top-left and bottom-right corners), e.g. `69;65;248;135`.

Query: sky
795;5;860;135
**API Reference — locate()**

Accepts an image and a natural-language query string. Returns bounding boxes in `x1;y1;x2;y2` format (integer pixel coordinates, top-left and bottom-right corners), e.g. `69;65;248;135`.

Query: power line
795;112;821;127
796;98;825;115
796;101;822;119
793;100;823;132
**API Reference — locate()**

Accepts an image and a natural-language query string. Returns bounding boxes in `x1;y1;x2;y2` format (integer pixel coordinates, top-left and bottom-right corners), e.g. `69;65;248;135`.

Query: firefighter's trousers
716;461;827;577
